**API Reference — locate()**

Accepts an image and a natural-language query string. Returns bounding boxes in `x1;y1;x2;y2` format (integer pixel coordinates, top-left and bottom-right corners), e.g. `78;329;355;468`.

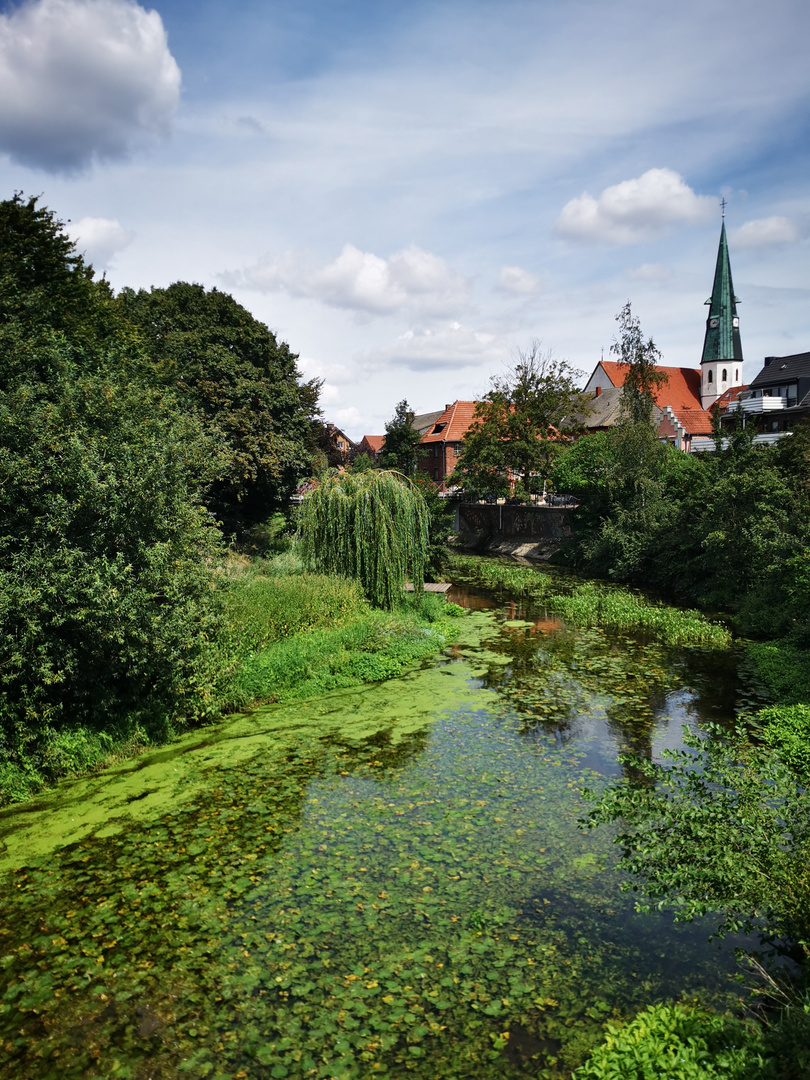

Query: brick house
416;401;478;483
356;434;385;461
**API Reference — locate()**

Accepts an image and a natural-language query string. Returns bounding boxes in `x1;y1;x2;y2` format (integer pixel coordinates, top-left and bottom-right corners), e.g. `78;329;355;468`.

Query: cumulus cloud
229;243;468;319
67;216;135;268
366;322;499;372
555;168;716;244
497;265;540;294
0;0;180;172
731;215;799;248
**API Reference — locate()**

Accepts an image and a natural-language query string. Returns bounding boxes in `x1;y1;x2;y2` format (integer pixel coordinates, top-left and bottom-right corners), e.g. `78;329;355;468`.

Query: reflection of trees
603;649;672;784
477;600;684;771
326;725;432;773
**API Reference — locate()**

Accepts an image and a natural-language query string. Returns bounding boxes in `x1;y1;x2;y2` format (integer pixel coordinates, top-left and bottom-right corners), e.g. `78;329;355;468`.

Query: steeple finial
720;196;726;219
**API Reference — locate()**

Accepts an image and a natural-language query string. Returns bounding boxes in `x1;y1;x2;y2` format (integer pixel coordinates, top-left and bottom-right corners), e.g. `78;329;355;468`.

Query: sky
1;0;809;439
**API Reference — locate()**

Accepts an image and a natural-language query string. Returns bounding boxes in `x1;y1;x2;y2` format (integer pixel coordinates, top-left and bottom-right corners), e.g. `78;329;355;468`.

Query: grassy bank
222;552;462;708
0;553;462;806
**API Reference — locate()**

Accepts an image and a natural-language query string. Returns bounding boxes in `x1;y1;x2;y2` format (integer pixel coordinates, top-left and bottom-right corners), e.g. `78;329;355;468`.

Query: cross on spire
720;197;727;218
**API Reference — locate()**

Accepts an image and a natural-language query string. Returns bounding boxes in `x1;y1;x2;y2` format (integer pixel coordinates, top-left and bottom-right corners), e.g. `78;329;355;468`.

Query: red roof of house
674;407;714;436
598;360;717;436
597;360;703;412
359;434;385;453
420;401;479;443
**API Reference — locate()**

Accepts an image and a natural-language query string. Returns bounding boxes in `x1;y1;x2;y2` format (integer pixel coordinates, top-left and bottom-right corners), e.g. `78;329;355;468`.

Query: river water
0;566;764;1079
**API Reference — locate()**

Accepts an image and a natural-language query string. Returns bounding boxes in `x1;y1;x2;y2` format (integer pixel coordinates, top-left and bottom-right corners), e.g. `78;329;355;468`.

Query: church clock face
732;317;739;327
710;318;719;328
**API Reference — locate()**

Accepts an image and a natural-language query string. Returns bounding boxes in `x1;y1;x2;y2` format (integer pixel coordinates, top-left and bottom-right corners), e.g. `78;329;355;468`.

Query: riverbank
0;552;463;808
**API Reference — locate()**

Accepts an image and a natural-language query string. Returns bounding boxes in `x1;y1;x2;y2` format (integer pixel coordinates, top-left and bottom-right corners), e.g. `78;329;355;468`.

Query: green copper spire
700;220;743;365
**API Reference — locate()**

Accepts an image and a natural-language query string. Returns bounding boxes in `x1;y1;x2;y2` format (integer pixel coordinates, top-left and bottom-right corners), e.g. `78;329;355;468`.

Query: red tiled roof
420;401;479;443
597;360;703;412
673;407;714;436
359;434;385;452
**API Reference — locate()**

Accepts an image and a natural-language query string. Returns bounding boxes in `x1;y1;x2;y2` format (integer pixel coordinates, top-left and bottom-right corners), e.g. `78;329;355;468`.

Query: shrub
574;1002;763;1080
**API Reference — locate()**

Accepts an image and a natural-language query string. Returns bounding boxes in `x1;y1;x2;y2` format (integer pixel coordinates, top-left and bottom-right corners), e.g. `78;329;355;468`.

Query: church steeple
700;213;744;407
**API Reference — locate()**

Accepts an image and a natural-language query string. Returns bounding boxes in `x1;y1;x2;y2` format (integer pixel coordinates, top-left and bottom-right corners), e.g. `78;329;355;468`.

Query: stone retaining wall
452;502;575;560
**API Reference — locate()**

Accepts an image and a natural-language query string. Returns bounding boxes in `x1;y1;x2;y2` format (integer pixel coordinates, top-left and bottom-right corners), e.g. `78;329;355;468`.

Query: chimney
595;386;602;397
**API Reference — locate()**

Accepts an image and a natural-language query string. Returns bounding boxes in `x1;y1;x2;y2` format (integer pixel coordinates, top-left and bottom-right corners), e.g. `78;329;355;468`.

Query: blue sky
1;0;808;437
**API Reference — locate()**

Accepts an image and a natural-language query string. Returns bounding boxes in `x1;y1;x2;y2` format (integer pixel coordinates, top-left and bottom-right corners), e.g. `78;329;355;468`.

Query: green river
0;569;766;1079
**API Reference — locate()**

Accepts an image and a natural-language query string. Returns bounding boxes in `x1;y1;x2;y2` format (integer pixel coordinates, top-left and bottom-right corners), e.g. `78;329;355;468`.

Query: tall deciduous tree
379;399;425;475
0;194;126;386
612;301;667;425
297;471;429;609
117;283;320;532
453;343;585;496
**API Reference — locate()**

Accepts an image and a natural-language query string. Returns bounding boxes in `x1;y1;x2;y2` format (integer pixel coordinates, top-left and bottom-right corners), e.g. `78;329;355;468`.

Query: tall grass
546;583;730;647
222;562;461;709
448;554;729;647
448;554;550;597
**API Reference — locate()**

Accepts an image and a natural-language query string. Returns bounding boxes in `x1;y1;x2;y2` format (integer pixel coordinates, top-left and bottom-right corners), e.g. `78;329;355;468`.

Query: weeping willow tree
297;471;429;609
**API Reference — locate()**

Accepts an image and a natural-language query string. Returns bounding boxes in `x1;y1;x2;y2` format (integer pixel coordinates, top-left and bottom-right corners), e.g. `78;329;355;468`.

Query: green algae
0;613;498;874
0;602;751;1079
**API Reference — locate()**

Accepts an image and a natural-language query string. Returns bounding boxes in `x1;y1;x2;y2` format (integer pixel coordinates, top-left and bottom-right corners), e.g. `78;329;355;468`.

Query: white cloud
555;168;716;244
333;405;362;430
67;216;135;268
297;357;354;385
367;322;500;372
0;0;180;172
626;263;673;282
732;215;799;248
228;243;468;319
497;265;540;294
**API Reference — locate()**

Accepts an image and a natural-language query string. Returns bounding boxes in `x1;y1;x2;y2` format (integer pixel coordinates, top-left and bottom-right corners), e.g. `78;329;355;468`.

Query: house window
337;440;344;449
722;369;727;382
735;369;739;381
453;445;461;456
708;370;713;384
433;469;439;480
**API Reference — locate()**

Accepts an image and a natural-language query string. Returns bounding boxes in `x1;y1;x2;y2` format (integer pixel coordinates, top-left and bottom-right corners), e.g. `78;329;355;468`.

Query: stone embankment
450;500;576;561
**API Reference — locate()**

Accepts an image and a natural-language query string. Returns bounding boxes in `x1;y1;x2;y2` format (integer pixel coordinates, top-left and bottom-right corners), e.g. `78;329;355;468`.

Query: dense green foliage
452;343;586;497
298;470;430;608
584;725;810;949
0;370;228;779
574;1002;762;1080
379;398;425;474
553;421;810;641
117;282;319;532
